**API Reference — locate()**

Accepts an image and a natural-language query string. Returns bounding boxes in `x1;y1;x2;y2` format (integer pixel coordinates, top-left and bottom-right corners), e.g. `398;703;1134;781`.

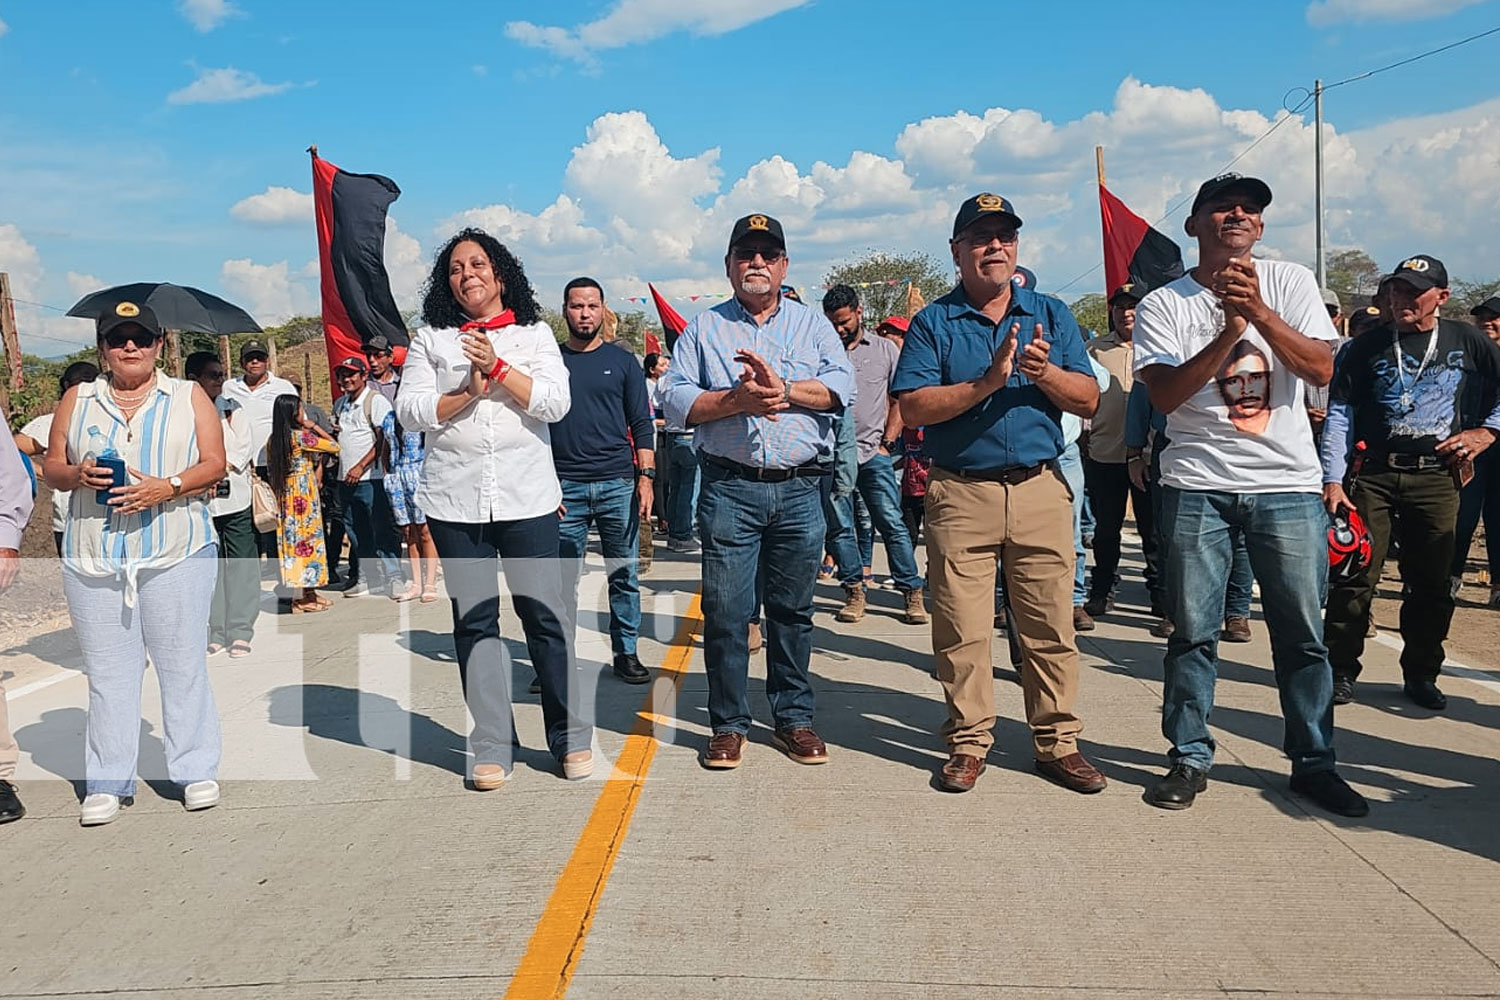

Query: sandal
392;583;421;602
229;641;253;657
290;600;327;614
420;587;440;603
207;643;226;657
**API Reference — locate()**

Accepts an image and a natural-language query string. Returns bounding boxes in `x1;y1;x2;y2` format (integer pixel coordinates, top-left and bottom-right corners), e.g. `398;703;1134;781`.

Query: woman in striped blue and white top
43;301;227;827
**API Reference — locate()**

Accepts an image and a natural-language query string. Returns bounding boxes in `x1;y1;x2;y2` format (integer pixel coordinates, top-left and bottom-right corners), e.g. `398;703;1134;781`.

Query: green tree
1450;276;1500;317
1325;249;1382;302
822;250;952;325
1069;293;1108;338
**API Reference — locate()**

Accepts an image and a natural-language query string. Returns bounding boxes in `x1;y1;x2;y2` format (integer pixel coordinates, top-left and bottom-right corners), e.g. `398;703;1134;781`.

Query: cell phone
214;478;232;499
1453;458;1475;490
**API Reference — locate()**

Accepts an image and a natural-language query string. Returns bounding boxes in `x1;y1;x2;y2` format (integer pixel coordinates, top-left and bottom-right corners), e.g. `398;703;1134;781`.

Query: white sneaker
342;582;369;598
183;780;220;811
79;793;124;826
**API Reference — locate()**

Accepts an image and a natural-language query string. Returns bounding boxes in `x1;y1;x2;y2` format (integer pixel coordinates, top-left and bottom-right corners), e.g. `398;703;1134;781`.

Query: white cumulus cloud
507;0;812;63
168;67;294;106
220;258;318;324
1306;0;1489;25
230;186;312;225
178;0;241;32
65;272;105;297
0;16;9;38
0;225;96;353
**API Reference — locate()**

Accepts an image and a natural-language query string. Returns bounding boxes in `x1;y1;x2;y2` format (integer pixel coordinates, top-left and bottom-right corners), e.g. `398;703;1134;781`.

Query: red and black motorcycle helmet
1329;506;1373;584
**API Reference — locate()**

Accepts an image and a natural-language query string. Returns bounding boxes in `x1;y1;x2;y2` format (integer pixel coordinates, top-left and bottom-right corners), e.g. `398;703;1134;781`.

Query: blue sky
3;0;1500;354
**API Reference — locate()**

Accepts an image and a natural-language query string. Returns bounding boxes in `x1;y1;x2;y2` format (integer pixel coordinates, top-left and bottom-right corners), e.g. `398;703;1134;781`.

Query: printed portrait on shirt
1373;348;1463;441
1216;341;1272;435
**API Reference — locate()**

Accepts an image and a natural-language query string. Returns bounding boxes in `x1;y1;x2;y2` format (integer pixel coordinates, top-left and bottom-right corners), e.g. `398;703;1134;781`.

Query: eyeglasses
731;246;786;263
103;329;159;350
1216;372;1268;394
961;228;1019;248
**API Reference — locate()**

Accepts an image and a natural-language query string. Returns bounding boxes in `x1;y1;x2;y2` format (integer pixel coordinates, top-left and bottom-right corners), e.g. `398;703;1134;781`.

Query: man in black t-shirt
1321;255;1500;710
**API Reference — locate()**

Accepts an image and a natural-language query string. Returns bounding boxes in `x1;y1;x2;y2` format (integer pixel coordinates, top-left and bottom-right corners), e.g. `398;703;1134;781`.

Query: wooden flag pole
268;336;278;374
1096;145;1106;187
218;335;231;374
165;329;183;378
0;272;24;395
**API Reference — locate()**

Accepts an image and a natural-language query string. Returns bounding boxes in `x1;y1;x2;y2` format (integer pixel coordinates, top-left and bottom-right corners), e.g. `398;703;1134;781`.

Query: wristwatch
881;438;901;453
169;475;184;497
638;468;657;481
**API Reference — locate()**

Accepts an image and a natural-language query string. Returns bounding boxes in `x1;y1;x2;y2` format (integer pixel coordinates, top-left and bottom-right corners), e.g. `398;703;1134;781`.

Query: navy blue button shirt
891;283;1093;470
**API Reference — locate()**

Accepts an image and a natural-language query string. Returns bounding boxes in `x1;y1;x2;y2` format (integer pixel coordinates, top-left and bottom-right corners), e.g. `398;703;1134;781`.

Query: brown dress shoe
772;726;829;764
702;731;746;769
1223;615;1252;643
1073;605;1096;632
938;753;986;792
1034;752;1107;793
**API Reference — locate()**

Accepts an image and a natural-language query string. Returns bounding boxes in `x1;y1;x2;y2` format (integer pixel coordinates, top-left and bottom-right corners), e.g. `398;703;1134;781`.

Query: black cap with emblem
1388;254;1449;291
96;300;164;339
1108;282;1144;306
728;213;786;252
952;193;1023;239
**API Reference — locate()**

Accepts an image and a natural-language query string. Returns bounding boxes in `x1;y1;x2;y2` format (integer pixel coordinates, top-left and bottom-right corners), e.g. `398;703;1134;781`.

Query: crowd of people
2;169;1498;830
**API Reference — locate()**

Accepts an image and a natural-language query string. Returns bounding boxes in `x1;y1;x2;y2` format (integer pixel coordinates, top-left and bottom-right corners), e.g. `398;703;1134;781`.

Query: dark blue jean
1452;447;1500;580
697;464;825;735
341;480;403;591
842;453;925;592
558;477;641;656
1159;487;1334;776
664;433;701;543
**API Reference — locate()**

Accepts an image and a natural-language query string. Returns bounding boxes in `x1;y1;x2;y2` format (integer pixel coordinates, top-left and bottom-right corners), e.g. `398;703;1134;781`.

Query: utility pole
0;273;24;395
1314;78;1326;289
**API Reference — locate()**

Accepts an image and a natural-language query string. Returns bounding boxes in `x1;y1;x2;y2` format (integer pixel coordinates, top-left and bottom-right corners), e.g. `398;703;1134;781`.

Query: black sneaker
1145;763;1208;810
1289;770;1369;817
0;780;24;824
1332;676;1355;706
1402;679;1447;711
613;653;651;685
1082;594;1112;617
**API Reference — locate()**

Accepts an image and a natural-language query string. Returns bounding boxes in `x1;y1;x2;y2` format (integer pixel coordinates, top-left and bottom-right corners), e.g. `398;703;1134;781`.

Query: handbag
250;473;280;533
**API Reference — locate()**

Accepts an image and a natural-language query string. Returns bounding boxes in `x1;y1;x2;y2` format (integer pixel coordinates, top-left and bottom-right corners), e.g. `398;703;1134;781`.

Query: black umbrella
67;282;262;334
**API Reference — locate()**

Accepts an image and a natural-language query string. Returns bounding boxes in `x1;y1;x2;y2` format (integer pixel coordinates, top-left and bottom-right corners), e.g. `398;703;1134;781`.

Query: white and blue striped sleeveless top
62;374;214;602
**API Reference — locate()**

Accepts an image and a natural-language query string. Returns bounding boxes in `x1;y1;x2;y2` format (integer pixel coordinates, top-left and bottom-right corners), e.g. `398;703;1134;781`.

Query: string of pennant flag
619;278;914;304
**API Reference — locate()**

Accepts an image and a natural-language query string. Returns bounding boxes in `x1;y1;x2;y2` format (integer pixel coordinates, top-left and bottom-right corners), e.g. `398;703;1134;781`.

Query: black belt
663;429;694;437
702;454;831;482
937;462;1050;486
1372;452;1445;471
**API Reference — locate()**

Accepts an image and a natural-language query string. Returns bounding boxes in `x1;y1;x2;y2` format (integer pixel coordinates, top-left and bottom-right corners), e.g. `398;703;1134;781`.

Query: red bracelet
488;358;510;382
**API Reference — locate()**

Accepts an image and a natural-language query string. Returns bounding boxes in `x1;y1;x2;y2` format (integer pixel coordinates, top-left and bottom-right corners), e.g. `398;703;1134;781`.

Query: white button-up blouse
395;320;571;524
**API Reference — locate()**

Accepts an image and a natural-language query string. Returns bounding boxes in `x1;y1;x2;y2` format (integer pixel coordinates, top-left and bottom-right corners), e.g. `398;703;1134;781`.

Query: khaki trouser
0;677;17;781
925;465;1082;760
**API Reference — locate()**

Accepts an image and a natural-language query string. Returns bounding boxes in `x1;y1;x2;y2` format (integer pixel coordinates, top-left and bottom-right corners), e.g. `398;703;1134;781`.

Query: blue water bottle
86;427;127;505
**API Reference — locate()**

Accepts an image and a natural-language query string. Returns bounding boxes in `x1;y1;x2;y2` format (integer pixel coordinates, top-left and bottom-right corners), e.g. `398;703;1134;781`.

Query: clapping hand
1017;323;1051;381
982;322;1020;393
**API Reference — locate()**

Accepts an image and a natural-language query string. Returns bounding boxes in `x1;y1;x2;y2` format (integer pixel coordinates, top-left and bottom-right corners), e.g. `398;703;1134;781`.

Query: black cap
1189;172;1273;215
1348;305;1384;336
952;193;1023;239
240;338;270;360
1108;282;1145;306
334;355;369;375
364;335;393;354
96;300;164;340
1471;296;1500;318
728;213;786;252
1388;254;1449;291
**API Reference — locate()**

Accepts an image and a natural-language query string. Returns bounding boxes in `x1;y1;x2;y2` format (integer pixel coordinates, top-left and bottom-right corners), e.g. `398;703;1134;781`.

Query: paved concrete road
5;541;1500;999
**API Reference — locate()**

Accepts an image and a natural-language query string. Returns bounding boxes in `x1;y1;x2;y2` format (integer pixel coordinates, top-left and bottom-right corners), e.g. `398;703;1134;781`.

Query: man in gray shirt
0;426;36;822
822;284;927;625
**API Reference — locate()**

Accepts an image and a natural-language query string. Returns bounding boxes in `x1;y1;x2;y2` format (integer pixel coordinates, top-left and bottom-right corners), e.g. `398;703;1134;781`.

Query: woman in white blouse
396;228;593;788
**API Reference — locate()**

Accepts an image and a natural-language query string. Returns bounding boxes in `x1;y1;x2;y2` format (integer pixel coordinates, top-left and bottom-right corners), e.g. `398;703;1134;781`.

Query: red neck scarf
459;309;516;332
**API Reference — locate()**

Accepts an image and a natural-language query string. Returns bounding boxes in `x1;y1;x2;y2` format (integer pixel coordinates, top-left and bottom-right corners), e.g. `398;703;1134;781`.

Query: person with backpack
331;356;405;599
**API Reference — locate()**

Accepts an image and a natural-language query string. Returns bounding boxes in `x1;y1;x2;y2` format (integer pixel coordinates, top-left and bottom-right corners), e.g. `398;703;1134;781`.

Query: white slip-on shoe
183;780;220;811
562;751;594;781
79;793;127;827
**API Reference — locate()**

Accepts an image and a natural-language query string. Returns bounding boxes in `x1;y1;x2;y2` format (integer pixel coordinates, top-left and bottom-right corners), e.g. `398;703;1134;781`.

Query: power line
1052;24;1500;297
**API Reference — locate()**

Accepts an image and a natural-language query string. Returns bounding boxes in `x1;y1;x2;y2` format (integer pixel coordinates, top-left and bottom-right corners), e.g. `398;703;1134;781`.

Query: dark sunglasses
731;246;785;263
103;329;159;350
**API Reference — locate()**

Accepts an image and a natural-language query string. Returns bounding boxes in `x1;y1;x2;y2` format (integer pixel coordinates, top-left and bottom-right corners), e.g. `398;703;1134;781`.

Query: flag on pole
310;148;409;388
649;282;688;352
1099;184;1184;296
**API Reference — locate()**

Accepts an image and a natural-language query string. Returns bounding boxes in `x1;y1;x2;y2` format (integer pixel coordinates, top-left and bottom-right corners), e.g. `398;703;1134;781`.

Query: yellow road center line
502;592;704;1000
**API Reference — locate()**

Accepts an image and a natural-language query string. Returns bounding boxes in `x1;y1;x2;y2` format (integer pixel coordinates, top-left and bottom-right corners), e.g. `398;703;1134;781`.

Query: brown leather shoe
902;587;929;625
1223;615;1252;643
702;731;746;769
772;726;829;764
938;753;986;792
1034;752;1107;793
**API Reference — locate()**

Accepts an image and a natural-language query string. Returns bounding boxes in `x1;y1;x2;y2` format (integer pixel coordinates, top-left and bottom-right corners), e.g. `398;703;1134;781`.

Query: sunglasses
731;246;786;263
103;329;159;350
961;228;1019;248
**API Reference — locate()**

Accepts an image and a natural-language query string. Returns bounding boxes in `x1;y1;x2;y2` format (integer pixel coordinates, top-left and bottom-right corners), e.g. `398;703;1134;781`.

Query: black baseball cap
97;300;164;340
1388;254;1449;291
1109;282;1145;306
364;335;393;354
1189;172;1273;215
728;213;786;252
1471;296;1500;318
334;355;368;375
1348;305;1384;336
240;338;270;360
952;193;1023;239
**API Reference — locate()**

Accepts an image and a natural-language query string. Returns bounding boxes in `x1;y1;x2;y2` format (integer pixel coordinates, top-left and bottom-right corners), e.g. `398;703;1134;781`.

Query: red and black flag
310;149;409;387
1099;183;1184;296
649;282;687;353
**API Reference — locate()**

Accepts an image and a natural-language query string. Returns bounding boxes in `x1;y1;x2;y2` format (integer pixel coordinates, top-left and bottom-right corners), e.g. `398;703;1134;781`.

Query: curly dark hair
420;228;542;329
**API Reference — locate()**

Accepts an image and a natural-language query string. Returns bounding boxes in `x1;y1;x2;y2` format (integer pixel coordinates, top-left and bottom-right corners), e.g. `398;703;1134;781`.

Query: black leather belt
937;462;1049;486
1373;452;1445;471
702;453;831;482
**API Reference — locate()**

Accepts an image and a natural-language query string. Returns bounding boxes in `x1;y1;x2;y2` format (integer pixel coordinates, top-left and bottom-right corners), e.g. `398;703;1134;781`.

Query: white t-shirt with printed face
1132;258;1337;494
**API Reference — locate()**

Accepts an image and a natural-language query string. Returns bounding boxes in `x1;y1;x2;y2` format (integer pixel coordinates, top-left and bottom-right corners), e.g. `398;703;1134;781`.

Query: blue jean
997;445;1087;607
63;544;222;797
1159;487;1334;776
558;477;641;656
341;480;403;591
1452;447;1500;580
664;433;701;543
839;453;925;592
698;464;824;734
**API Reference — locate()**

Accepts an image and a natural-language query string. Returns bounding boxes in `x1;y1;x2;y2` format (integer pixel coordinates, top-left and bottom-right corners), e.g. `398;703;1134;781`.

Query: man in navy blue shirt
552;277;657;684
893;193;1104;795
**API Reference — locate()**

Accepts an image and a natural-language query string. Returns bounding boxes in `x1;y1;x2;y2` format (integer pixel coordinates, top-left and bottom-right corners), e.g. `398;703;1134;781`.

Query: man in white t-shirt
331;355;404;598
14;361;99;554
1133;172;1366;818
220;338;296;467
